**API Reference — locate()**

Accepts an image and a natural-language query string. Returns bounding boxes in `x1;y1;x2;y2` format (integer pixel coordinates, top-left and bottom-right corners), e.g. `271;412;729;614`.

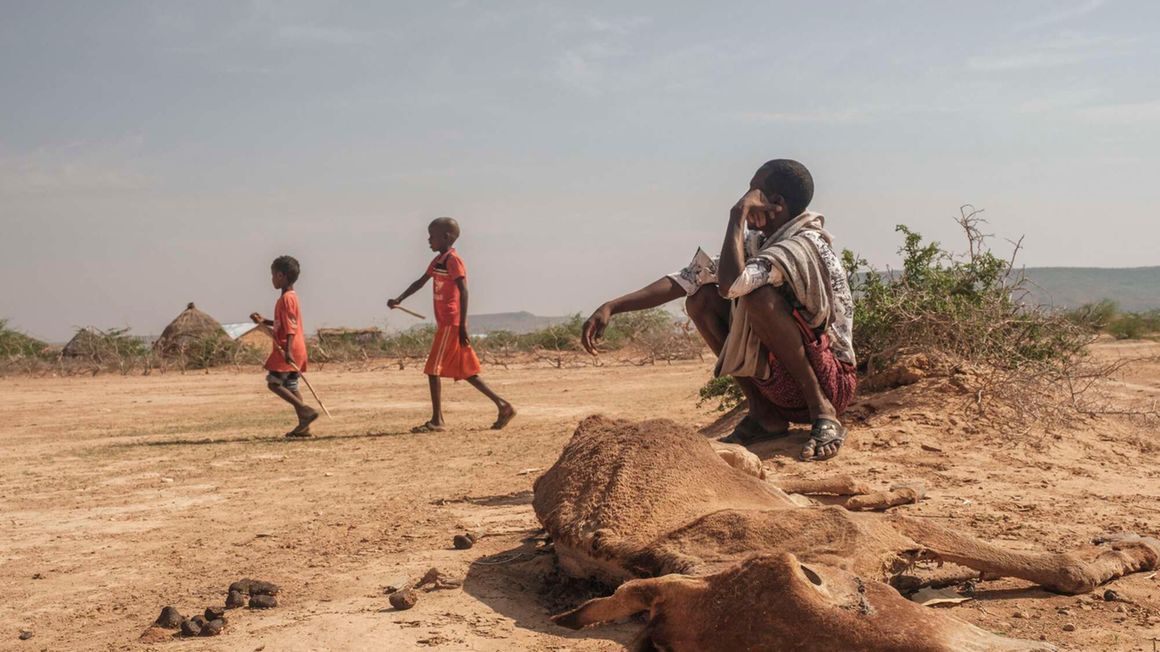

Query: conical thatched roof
61;328;102;357
154;302;226;356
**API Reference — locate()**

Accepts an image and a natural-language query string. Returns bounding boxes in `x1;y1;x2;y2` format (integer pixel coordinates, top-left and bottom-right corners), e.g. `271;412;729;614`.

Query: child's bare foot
411;421;446;433
492;403;516;430
290;407;319;436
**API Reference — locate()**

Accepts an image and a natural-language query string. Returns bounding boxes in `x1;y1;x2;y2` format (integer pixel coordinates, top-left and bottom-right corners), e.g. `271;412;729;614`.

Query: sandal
800;418;846;461
411;421;446;434
719;415;789;445
284;430;313;439
290;409;319;436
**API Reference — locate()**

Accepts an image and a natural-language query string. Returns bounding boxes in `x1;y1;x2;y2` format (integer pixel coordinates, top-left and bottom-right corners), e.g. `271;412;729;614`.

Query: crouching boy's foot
411;421;446;434
492;403;516;430
800;418;846;461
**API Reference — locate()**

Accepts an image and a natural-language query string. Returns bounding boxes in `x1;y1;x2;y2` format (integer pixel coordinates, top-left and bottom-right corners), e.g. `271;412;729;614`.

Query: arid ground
3;340;1159;651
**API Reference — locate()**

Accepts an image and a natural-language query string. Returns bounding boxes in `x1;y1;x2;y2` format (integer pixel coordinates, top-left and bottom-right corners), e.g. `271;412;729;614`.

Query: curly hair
756;159;814;217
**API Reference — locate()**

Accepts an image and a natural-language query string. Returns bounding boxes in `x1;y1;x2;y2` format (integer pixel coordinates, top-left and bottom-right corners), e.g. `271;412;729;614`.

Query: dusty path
2;343;1159;650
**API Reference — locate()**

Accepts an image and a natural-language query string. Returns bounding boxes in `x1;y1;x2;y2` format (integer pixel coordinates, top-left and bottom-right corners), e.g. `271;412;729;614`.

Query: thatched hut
61;328;103;358
221;322;274;351
154;303;226;357
317;327;383;345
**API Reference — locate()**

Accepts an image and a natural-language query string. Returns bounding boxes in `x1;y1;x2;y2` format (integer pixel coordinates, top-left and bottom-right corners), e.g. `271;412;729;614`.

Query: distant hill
467;311;573;334
1021;267;1160;311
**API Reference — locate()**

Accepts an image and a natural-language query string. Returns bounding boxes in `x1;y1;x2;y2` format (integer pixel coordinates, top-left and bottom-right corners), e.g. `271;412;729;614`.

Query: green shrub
0;319;47;358
698;375;744;411
844;208;1093;374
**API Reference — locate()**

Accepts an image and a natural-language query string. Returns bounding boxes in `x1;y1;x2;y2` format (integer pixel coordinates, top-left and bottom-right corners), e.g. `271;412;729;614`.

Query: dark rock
180;619;202;637
200;619;224;636
154;606;184;629
452;534;474;550
204;606;226;622
18;631;33;641
1103;589;1121;602
389;588;418;610
249;594;277;609
226;589;247;609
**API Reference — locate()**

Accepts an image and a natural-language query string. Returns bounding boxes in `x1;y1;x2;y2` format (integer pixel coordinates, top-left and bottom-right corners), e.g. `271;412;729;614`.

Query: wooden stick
391;305;427;320
278;345;334;415
288;360;332;419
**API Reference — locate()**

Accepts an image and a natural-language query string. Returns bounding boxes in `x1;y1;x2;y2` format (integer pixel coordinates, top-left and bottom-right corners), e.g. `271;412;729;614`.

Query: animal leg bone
843;483;925;511
894;518;1160;594
774;476;871;496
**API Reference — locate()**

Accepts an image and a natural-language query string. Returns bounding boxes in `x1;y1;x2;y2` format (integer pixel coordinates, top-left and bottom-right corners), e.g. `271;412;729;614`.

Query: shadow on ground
462;538;636;646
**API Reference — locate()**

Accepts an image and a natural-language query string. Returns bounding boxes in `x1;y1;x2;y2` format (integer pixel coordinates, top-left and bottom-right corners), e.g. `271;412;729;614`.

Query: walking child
251;255;319;438
388;217;516;433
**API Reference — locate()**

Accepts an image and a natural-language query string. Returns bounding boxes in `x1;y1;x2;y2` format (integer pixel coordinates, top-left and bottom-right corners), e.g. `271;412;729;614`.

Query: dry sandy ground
2;341;1159;651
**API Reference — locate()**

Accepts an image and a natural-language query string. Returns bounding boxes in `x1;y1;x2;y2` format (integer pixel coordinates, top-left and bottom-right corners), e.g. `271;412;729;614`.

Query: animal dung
249;594;278;609
180;618;202;637
204;606;227;623
453;534;474;549
389;588;418;610
200;619;224;636
230;577;281;596
226;589;247;608
154;606;184;629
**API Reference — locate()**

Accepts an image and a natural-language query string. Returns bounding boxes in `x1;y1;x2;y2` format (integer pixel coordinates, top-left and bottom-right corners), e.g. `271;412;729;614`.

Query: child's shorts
424;324;482;380
266;371;300;392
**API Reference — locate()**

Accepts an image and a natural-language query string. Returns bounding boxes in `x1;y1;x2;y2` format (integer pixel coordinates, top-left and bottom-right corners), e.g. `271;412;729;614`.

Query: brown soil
1;341;1159;650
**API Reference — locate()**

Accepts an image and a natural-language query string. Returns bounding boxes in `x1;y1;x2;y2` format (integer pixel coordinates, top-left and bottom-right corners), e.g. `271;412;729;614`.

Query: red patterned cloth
751;331;857;424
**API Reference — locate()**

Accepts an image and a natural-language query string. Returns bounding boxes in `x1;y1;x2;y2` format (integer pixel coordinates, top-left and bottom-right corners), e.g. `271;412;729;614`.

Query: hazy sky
2;1;1158;342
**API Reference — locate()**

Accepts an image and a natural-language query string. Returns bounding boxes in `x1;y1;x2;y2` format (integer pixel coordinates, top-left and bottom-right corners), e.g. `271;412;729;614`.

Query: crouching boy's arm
581;277;685;355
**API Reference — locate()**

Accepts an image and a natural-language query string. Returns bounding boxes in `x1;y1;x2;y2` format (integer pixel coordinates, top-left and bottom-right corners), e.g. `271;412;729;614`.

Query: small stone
1057;607;1072;616
389;588;418;610
249;594;277;609
18;631;32;641
452;534;474;550
31;573;44;580
1013;611;1029;619
180;619;202;637
1062;623;1076;632
200;619;224;636
154;606;185;629
204;606;226;623
226;589;247;608
1103;589;1120;602
1116;604;1128;613
160;477;174;483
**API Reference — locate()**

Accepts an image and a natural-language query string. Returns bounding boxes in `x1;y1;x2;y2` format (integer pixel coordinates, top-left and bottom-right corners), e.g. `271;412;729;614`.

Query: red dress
423;249;481;380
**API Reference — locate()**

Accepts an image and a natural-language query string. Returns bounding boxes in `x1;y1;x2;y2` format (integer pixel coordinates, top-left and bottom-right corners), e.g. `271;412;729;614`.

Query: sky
2;0;1158;342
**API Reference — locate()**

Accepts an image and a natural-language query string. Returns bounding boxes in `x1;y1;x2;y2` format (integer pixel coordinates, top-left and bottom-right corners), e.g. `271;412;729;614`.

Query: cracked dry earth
2;339;1159;650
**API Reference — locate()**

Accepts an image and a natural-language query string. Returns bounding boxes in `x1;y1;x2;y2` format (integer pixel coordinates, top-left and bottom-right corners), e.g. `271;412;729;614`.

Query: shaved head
429;216;460;242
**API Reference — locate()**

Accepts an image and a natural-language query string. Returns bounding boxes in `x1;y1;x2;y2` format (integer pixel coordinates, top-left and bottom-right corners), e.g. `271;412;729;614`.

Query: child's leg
466;375;516;429
428;375;444;426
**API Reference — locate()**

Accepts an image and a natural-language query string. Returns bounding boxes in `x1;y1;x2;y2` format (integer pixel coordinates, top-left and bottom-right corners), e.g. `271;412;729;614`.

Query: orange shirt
426;249;467;327
265;290;308;372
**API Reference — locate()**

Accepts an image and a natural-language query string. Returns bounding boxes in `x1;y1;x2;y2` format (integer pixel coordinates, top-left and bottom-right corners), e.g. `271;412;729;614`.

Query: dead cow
534;416;1160;652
